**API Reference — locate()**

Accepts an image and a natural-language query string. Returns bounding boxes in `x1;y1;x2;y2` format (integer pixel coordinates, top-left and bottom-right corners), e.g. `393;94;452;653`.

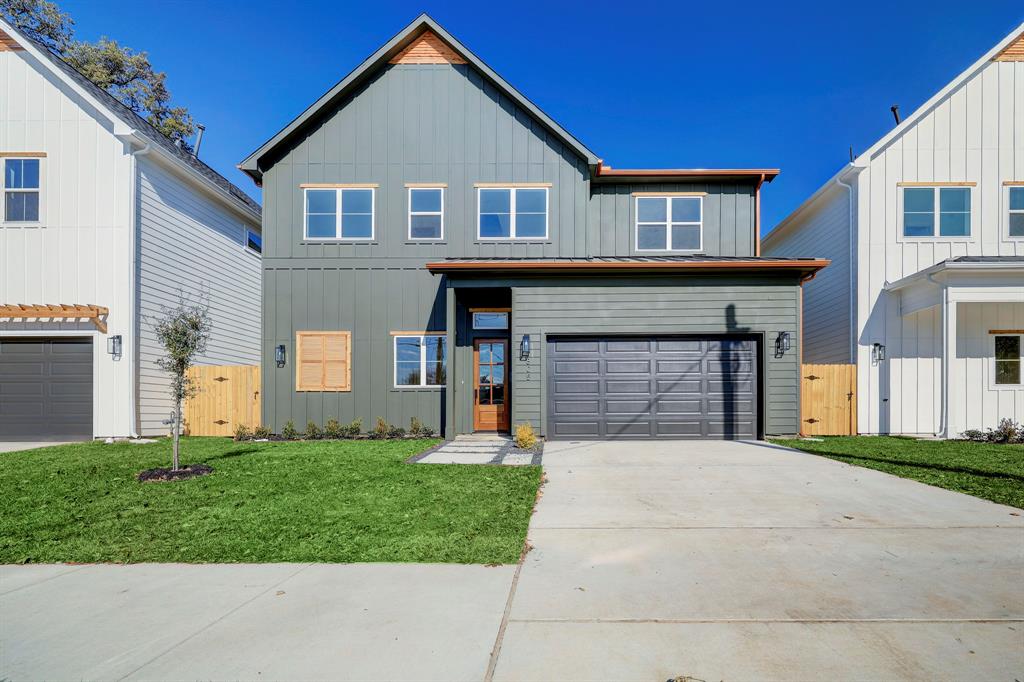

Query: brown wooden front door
473;339;510;432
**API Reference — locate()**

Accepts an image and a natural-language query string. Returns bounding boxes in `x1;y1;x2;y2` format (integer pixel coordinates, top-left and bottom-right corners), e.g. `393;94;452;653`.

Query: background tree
153;296;211;471
0;0;195;147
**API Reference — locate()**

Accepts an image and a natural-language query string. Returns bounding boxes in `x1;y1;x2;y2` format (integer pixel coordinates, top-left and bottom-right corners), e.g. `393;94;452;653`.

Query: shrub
343;418;363;438
514;422;538;449
233;424;251;442
959;418;1024;444
388;425;406;438
324;418;343;439
372;416;390;439
305;420;322;440
281;420;299;440
252;425;272;440
960;429;988;443
409;417;434;437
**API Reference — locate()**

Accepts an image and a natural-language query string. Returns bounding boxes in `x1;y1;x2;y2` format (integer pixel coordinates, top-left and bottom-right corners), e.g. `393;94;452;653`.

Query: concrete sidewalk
490;440;1024;681
1;563;513;681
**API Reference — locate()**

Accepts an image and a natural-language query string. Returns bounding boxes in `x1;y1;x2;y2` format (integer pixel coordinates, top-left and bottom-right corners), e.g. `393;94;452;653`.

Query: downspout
930;272;948;438
835;175;855;362
125;138;151;438
754;173;766;256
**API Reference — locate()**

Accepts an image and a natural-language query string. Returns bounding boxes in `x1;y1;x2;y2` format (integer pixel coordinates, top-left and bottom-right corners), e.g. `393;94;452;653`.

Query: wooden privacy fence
184;365;261;436
801;364;857;436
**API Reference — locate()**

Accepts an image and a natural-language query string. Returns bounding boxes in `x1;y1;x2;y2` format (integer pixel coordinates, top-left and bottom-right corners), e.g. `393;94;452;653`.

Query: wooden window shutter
296;332;351;391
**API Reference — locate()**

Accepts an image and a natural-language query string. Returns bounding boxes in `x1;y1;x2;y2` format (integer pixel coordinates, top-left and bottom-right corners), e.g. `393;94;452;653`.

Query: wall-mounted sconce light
774;331;791;358
520;334;531;361
275;344;287;368
107;334;122;357
872;343;886;363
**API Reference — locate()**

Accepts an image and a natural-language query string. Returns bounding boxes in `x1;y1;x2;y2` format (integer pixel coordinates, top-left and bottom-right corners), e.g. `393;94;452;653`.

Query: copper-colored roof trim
427;259;828;274
595;163;780;181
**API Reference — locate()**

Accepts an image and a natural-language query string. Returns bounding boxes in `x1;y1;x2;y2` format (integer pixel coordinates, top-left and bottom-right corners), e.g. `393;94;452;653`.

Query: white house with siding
764;23;1024;437
0;19;262;440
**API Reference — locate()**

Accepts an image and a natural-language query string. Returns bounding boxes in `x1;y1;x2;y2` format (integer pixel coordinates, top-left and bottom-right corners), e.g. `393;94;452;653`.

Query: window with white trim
994;334;1022;386
1009;187;1024;238
394;334;447;387
4;158;40;223
472;311;508;329
635;196;702;251
902;187;970;237
304;187;374;240
408;187;443;240
245;229;262;254
478;187;548;239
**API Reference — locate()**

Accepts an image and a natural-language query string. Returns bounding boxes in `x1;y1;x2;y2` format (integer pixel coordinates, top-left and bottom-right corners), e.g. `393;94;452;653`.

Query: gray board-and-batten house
239;15;827;440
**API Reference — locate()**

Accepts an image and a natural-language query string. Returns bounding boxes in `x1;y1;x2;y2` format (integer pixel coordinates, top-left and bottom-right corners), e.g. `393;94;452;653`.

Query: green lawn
771;436;1024;509
0;438;541;565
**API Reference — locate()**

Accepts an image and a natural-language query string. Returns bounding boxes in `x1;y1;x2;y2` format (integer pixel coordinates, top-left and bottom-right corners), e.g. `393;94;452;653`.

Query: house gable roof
238;14;601;182
764;22;1024;250
0;18;261;219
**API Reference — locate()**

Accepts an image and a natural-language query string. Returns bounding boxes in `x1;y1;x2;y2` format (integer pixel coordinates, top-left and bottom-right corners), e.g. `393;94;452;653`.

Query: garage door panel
0;338;92;440
547;335;757;440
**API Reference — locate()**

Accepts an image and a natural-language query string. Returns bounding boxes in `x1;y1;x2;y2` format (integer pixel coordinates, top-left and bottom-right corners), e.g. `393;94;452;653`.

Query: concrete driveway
490;440;1024;681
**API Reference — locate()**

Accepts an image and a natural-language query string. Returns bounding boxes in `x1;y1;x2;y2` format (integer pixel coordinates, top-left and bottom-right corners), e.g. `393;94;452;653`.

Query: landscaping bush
514;422;538;449
281;420;299;440
252;425;272;440
372;416;390;439
324;418;343;439
409;417;434;437
343;418;363;438
959;418;1024;444
233;424;252;442
305;420;322;440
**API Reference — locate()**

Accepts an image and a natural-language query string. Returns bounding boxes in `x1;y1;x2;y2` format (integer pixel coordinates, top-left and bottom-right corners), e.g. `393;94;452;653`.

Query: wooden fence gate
801;364;857;436
184;365;261;436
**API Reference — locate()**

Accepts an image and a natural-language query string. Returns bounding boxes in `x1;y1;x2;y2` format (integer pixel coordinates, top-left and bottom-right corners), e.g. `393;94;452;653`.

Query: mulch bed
137;464;214;483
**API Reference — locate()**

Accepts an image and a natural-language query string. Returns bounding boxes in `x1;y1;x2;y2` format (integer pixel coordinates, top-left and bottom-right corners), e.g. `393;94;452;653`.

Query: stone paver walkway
412;435;541;465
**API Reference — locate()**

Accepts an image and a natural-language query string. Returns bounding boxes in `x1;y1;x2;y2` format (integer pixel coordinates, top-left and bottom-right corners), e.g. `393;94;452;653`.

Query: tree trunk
172;403;181;471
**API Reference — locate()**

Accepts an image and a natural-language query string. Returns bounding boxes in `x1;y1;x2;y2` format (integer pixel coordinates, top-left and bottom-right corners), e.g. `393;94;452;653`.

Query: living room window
635;195;703;251
3;157;41;223
994;334;1022;386
477;187;548;239
408;187;443;240
394;334;446;388
902;186;971;238
304;187;374;240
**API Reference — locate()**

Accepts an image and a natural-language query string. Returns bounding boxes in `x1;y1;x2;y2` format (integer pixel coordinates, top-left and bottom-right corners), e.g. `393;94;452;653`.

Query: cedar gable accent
994;32;1024;61
295;331;351;391
0;28;23;51
389;31;466;65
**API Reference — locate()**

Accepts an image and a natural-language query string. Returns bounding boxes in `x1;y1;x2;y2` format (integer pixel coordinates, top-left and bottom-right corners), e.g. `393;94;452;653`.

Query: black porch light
520;334;531;360
275;344;287;368
775;331;791;357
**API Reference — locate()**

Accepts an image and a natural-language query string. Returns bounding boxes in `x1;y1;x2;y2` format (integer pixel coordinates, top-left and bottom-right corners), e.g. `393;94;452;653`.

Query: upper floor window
245;229;262;254
478;187;548;240
408;187;443;240
635;195;702;251
994;334;1022;386
304;187;374;240
4;157;41;223
902;186;970;238
1009;186;1024;238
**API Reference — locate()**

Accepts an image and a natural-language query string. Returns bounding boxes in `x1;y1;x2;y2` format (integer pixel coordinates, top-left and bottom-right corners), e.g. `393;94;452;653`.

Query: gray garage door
546;336;758;440
0;338;93;440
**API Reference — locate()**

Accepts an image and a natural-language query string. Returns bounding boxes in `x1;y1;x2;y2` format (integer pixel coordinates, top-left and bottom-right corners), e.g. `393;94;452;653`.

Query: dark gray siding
510;276;801;436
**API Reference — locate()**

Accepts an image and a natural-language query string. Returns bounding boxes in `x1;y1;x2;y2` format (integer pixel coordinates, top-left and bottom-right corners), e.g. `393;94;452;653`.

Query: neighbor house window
902;186;971;237
994;334;1022;386
408;187;443;240
477;187;548;239
394;334;446;387
1009;187;1024;238
295;331;351;391
635;195;702;251
4;157;40;223
246;229;262;254
304;187;374;240
472;311;508;329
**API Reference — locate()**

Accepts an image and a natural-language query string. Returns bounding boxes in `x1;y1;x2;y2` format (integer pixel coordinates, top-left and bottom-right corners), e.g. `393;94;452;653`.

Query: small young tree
153;296;211;470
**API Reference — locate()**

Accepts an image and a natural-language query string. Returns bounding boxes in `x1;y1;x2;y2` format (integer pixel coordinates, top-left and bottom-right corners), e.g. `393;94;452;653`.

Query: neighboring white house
764;23;1024;438
0;20;262;440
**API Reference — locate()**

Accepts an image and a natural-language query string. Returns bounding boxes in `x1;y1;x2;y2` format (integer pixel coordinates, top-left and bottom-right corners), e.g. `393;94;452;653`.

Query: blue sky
62;0;1024;233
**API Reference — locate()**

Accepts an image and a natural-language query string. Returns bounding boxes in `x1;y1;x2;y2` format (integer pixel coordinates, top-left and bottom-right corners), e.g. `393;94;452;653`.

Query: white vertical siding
0;48;134;438
763;184;854;363
136;156;261;435
857;58;1024;434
